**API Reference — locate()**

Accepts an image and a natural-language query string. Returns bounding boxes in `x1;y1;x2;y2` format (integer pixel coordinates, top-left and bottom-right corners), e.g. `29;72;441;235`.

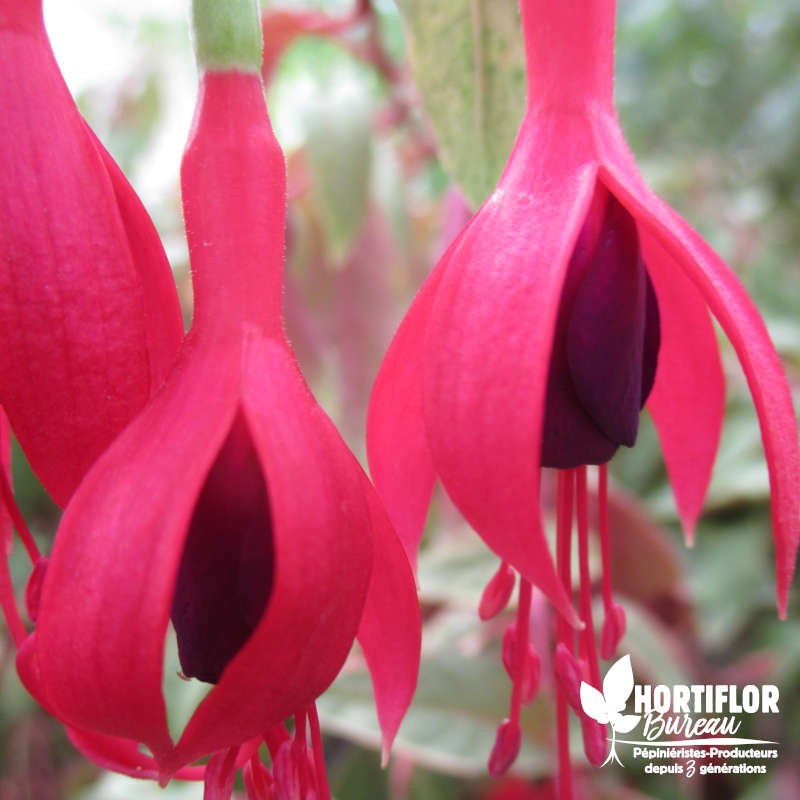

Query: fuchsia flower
12;31;419;799
368;0;799;792
0;0;183;507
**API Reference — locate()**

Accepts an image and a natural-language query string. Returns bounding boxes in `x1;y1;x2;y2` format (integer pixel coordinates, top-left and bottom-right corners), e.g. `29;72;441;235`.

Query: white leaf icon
612;713;640;734
602;654;634;714
580;681;610;724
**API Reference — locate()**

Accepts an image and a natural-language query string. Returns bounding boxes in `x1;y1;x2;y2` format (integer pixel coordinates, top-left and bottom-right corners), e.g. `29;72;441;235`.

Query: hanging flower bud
0;0;183;506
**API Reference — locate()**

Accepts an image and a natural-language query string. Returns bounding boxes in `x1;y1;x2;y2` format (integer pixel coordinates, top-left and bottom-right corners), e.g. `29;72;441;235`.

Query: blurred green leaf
396;0;526;207
618;603;693;689
304;73;374;263
330;747;389;800
72;772;203;800
688;523;772;651
319;610;552;778
417;535;499;610
407;767;463;800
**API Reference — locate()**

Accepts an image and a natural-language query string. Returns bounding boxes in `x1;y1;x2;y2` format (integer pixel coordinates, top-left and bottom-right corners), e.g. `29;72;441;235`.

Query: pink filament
555;470;575;800
509;579;533;726
0;551;26;646
263;724;290;761
0;467;40;563
293;710;312;799
598;465;613;610
0;467;39;646
243;755;272;800
308;704;331;800
575;467;600;689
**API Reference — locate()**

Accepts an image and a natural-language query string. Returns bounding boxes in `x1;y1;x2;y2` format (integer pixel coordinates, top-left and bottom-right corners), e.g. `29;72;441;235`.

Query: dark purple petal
566;193;647;447
171;412;274;684
541;191;619;468
641;271;661;403
542;188;661;468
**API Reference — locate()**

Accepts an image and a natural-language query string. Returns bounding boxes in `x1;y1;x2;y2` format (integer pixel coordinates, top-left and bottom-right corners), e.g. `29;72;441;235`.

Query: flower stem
191;0;262;72
518;0;616;110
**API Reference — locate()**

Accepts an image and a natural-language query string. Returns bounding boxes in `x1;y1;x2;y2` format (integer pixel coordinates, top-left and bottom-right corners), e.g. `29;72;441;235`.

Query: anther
478;562;516;621
580;715;608;766
501;623;541;705
488;719;522;778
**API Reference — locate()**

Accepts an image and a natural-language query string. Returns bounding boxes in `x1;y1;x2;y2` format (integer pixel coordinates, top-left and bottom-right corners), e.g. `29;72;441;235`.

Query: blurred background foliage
2;0;799;798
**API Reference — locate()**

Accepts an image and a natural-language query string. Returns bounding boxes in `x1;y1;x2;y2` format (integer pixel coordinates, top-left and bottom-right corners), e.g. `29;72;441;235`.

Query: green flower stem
191;0;262;72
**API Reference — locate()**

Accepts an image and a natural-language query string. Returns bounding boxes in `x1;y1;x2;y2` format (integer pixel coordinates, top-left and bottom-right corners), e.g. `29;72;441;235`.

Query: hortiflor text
634;685;780;715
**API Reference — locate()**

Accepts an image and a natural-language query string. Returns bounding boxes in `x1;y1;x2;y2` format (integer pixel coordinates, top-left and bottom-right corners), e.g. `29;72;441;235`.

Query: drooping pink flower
368;0;798;790
0;0;184;508
13;62;419;796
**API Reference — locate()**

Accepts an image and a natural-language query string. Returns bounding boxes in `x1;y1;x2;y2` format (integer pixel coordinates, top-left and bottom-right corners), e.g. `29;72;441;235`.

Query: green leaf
395;0;526;207
687;523;772;650
330;747;389;800
417;534;500;609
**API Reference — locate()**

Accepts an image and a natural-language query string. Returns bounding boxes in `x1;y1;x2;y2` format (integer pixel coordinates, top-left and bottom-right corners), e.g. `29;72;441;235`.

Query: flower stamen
598;465;626;658
555;469;575;800
308;704;331;800
0;466;40;564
